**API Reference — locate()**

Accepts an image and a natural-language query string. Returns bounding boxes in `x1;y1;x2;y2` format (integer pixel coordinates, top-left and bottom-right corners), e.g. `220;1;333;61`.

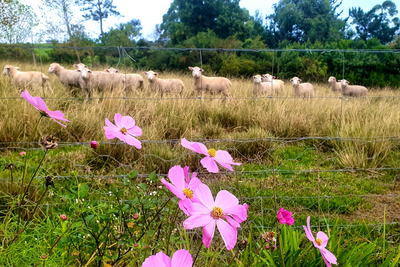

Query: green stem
166;204;180;255
47;216;77;255
20;149;48;205
192;241;202;267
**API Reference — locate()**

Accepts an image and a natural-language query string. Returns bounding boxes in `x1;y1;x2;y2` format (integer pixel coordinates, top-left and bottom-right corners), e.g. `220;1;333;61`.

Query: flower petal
320;247;337;265
179;198;192;216
188;202;210;215
202;219;216;248
161;178;185;200
183;214;212;229
200;157;219;173
142;251;170;267
217;219;237;250
127;125;142;137
183;166;190;184
105;118;119;130
123;134;142;149
121;115;135;129
167;166;185;192
188;177;202;191
196;184;215;210
171;249;193;267
215;190;239;210
303;216;315;242
316;231;329;248
181;138;208;155
224;205;247;223
114;113;122;128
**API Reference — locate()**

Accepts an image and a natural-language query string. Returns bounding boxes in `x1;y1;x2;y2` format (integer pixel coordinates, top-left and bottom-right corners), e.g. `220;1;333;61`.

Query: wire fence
1;45;400;241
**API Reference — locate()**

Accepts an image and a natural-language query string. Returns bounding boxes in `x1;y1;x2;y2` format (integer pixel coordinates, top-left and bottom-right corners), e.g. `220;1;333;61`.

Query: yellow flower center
315;238;322;246
211;206;224;219
183;188;193;199
120;127;128;135
208;149;216;157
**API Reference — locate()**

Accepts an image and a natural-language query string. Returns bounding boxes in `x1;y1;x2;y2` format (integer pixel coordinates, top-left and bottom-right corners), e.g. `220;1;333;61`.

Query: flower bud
41;254;47;260
60;214;67;221
134;243;139;248
133;213;139;220
90;141;98;149
19;151;26;157
265;244;270;250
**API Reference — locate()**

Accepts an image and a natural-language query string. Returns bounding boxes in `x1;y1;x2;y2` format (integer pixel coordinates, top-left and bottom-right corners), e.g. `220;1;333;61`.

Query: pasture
1;60;400;266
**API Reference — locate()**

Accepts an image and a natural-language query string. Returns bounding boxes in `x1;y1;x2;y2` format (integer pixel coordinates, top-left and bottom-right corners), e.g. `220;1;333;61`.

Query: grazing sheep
328;76;341;93
105;68;144;91
290;77;314;98
188;66;232;98
2;65;53;93
252;75;278;96
143;71;184;96
48;63;81;90
338;79;367;97
77;67;125;98
262;73;284;94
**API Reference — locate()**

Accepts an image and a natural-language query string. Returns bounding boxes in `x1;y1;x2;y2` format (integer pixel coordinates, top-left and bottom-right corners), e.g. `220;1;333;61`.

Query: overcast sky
28;0;381;41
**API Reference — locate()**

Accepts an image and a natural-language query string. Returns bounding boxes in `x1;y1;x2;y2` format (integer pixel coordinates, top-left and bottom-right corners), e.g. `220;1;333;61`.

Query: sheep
48;63;81;90
2;65;53;93
188;66;232;98
262;73;284;94
290;77;314;98
105;68;144;91
252;75;278;96
328;76;341;93
338;79;367;97
77;67;125;98
143;70;184;96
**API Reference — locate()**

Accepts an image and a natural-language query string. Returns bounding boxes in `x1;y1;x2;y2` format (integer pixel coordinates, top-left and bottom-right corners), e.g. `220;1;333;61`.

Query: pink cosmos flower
277;208;294;226
181;138;241;173
21;90;70;127
104;113;142;149
161;166;202;216
183;184;248;250
303;216;337;267
142;249;193;267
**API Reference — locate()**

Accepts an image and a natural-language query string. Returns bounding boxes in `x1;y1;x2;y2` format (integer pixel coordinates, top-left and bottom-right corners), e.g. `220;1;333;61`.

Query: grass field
1;60;400;266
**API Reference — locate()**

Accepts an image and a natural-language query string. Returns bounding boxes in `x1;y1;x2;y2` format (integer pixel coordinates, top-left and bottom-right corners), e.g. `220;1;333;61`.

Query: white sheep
290;77;314;98
252;75;278;96
328;76;341;93
143;71;184;96
188;66;232;98
48;63;81;90
77;67;125;98
262;73;284;94
105;68;144;91
338;79;367;97
2;65;53;93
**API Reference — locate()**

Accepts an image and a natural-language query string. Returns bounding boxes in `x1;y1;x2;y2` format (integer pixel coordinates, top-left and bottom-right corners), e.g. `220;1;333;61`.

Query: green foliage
349;1;400;44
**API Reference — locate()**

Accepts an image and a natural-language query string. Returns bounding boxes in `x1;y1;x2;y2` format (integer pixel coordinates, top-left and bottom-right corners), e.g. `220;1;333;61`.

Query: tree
75;0;121;38
266;0;347;46
42;0;82;62
102;19;142;47
160;0;264;45
349;0;400;44
0;0;38;44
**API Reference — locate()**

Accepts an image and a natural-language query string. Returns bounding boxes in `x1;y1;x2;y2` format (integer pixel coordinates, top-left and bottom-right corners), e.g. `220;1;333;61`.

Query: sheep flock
2;63;371;99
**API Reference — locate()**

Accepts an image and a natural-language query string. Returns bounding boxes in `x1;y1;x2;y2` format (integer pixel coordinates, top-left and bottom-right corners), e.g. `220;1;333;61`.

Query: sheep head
253;75;263;84
290;77;301;85
105;68;119;74
189;66;203;78
77;68;92;80
328;76;336;83
143;71;158;81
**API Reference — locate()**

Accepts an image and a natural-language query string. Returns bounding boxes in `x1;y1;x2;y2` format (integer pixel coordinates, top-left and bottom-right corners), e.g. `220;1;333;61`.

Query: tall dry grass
1;60;399;169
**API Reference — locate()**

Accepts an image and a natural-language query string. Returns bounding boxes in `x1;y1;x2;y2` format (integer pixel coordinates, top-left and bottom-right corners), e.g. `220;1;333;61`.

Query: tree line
0;0;399;87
